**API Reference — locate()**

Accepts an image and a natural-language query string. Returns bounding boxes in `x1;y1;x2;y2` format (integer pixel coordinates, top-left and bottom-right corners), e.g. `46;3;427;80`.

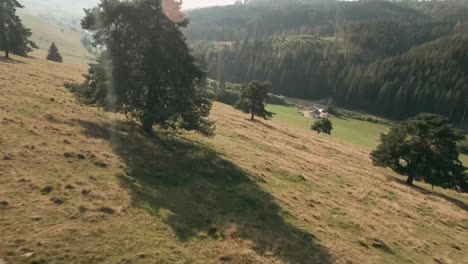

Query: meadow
267;104;468;166
1;56;467;264
266;105;388;149
19;12;93;67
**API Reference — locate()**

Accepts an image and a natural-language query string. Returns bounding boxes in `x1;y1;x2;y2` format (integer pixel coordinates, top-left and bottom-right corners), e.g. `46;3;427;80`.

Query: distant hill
19;12;92;66
185;0;430;41
336;35;468;120
188;0;468;123
20;0;98;16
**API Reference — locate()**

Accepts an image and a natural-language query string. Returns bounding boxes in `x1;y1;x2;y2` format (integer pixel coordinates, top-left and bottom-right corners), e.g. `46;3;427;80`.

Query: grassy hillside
19;12;92;66
0;56;467;264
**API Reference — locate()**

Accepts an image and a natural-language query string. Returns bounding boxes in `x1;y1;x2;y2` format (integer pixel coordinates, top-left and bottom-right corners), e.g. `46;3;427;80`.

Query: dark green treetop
0;0;36;58
235;81;273;120
46;42;63;63
311;118;333;135
76;0;213;135
371;113;468;192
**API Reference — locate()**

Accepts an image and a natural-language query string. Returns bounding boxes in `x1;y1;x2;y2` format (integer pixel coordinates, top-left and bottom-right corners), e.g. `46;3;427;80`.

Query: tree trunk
251;113;255;121
2;31;9;59
141;112;154;135
460;100;468;126
406;175;415;186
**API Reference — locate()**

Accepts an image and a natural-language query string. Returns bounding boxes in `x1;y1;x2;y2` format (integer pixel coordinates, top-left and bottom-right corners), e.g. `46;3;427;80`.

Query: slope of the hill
20;0;98;17
0;56;467;264
19;12;92;66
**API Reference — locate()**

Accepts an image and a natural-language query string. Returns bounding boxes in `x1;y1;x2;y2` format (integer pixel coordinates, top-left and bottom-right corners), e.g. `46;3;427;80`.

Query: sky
19;0;237;18
182;0;237;10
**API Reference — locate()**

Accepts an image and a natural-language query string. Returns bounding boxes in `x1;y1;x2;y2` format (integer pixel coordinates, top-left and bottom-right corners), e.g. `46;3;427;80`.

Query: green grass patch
267;104;388;149
268;105;311;130
267;104;468;165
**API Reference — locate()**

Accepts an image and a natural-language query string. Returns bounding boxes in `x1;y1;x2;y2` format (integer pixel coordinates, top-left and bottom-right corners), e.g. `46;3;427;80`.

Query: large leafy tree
235;81;273;121
371;113;468;192
0;0;36;58
78;0;213;135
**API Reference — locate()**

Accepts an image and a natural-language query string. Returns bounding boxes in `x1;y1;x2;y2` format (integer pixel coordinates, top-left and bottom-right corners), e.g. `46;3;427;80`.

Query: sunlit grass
267;104;468;165
267;104;387;149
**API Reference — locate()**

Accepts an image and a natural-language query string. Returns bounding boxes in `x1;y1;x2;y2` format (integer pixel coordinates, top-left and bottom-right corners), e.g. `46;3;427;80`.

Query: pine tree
0;0;36;58
371;113;468;192
46;42;63;63
235;81;273;120
77;0;213;135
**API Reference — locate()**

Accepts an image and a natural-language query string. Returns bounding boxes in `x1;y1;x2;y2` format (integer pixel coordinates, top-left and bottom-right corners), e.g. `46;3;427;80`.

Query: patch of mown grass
16;106;45;117
329;117;388;149
289;142;310;152
327;208;363;235
416;204;434;217
380;191;399;202
281;172;308;183
267;104;311;130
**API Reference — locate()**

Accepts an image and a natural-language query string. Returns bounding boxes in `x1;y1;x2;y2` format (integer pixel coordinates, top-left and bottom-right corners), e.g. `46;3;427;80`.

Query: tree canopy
371;113;468;192
236;81;273;120
76;0;213;135
311;118;333;135
46;42;63;63
0;0;36;58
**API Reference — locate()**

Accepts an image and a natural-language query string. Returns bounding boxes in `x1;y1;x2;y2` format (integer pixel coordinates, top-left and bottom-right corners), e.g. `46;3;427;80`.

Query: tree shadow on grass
77;119;332;263
0;57;25;64
385;175;467;212
250;118;279;131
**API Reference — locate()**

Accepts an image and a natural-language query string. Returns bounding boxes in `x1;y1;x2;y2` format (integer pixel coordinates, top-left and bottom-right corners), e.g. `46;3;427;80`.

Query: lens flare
162;0;187;24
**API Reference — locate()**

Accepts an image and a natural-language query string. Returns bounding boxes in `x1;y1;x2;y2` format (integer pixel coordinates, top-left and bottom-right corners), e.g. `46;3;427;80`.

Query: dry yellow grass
0;56;467;264
19;12;93;67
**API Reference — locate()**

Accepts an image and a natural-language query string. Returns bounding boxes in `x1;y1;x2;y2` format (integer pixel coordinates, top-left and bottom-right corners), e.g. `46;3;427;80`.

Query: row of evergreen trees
336;35;468;121
185;0;467;41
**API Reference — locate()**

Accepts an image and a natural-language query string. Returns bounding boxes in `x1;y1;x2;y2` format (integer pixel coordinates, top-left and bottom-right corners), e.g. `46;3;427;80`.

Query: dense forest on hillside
187;0;468;123
337;36;468;120
185;0;466;41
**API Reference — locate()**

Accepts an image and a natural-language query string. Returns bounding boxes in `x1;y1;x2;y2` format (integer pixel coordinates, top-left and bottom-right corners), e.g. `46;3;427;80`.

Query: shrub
311;118;333;135
216;89;240;106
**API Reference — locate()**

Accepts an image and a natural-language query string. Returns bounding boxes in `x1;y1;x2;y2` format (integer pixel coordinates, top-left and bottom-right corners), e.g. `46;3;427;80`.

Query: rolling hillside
0;56;467;264
18;12;92;66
